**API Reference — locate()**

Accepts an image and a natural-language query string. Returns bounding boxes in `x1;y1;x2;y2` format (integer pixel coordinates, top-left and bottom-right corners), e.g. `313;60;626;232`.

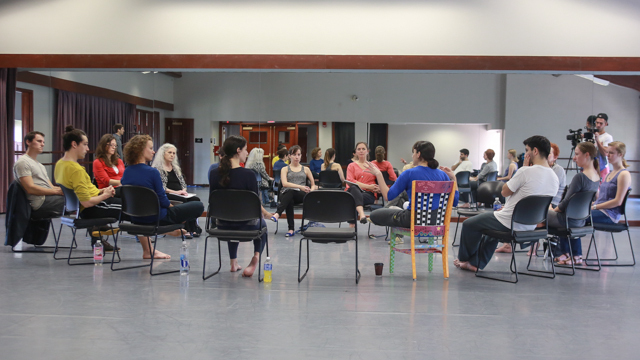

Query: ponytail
218;135;247;188
413;141;439;169
593;157;600;173
324;148;336;170
577;142;599;173
608;141;629;168
375;146;385;163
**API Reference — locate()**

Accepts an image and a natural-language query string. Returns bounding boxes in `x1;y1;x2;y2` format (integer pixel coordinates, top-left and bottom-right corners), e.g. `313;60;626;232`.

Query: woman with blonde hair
497;149;518;181
245;147;273;205
152;143;202;238
591;141;632;225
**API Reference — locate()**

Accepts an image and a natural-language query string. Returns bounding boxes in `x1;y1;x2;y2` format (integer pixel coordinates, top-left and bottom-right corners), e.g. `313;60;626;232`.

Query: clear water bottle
180;241;189;275
93;239;103;266
493;197;502;211
264;257;272;283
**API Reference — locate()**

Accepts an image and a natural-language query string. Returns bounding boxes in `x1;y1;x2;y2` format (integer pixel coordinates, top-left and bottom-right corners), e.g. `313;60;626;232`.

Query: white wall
387;124;502;173
2;1;640;56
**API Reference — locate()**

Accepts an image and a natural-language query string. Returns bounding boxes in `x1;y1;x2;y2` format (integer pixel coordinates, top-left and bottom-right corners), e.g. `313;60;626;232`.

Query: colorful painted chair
388;180;456;280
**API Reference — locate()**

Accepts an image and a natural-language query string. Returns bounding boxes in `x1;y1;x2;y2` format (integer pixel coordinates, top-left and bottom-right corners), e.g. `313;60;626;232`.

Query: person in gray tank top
270;145;317;236
591;141;632;225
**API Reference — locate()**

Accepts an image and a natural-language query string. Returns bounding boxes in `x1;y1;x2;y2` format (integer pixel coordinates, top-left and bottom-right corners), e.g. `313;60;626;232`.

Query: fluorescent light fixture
141;71;151;74
267;121;275;123
575;74;609;86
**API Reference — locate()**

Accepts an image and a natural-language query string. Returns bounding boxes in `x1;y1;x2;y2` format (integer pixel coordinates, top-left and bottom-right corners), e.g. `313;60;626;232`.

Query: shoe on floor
91;228;119;238
101;239;119;252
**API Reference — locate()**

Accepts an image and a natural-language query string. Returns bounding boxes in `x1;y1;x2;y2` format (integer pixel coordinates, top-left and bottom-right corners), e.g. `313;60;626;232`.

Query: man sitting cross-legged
454;135;559;272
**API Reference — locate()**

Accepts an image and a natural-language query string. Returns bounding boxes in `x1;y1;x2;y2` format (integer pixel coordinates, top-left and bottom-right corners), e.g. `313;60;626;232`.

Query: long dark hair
324;148;336;170
414;141;439;169
96;134;118;167
62;125;86;151
219;136;247;187
375;146;385;163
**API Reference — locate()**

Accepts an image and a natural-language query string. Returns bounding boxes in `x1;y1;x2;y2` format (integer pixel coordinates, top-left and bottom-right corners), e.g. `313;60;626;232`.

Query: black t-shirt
166;170;182;191
209;167;259;195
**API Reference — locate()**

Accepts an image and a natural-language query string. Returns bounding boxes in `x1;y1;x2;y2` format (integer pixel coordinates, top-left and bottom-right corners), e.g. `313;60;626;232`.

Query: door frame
165;118;195;185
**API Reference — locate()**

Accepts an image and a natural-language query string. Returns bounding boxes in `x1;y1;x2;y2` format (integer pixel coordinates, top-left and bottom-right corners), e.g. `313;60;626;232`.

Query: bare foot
526;242;539;256
143;250;171;259
458;203;471;208
349;223;356;228
230;264;242;272
242;255;260;277
495;243;512;253
454;259;477;272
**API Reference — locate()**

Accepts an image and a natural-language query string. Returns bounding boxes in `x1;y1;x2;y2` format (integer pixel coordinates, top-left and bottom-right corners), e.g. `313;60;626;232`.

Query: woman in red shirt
346;142;383;225
373;146;397;185
93;134;125;189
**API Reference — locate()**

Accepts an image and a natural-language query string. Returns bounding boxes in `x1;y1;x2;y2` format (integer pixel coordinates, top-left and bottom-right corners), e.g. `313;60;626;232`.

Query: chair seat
119;223;184;236
458;187;471;193
302;227;356;241
61;216;117;229
549;226;594;238
481;228;548;243
207;227;267;240
457;209;493;217
593;222;628;232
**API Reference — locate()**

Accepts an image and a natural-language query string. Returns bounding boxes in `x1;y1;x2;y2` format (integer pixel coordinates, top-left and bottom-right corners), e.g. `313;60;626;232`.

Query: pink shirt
346;162;380;198
373;160;397;181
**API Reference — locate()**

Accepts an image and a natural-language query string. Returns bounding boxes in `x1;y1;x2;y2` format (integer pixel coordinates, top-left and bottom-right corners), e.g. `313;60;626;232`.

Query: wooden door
240;124;271;174
165;118;194;185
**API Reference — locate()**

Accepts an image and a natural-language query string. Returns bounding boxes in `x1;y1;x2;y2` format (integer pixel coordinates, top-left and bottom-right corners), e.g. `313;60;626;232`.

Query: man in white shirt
13;131;65;218
594;113;613;179
452;148;473;175
454;135;559;271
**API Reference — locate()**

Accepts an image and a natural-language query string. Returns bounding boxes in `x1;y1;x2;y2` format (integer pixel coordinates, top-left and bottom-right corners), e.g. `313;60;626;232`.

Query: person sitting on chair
209;135;274;276
121;135;204;260
271;145;317;237
454;136;559;272
548;142;600;266
14;131;64;219
151;143;202;238
369;141;458;228
452;148;473;175
271;143;288;167
245;147;273;206
320;148;345;185
372;146;397;185
308;147;324;177
93;134;125;191
591;141;631;226
346;141;383;225
497;149;518;181
54;126;119;252
461;149;498;208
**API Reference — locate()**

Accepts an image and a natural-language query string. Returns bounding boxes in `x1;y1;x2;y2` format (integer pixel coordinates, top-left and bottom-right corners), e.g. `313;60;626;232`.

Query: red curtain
53;90;136;177
0;68;17;213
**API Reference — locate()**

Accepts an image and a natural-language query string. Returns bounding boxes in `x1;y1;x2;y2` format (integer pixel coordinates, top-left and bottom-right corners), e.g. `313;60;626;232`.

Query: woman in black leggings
271;145;317;236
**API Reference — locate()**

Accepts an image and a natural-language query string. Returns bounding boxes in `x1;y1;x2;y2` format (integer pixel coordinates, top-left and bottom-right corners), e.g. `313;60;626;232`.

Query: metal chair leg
518;239;556;279
149;232;181;276
553;236;577;276
452;215;461;247
597;230;635;267
355;237;360;284
298;238;310;282
580;233;602;271
202;236;222;280
110;230;148;272
475;239;518;283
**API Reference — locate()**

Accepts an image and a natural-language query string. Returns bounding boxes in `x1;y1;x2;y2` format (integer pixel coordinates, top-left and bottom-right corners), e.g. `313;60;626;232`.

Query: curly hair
96;134;119;167
151;143;183;177
124;134;152;165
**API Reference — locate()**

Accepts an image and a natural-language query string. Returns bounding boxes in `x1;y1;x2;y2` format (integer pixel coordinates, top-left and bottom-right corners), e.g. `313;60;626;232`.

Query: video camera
566;115;597;147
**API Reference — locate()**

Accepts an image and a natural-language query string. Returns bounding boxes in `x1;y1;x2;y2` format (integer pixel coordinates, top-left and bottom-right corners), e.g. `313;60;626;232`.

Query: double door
240;124;297;176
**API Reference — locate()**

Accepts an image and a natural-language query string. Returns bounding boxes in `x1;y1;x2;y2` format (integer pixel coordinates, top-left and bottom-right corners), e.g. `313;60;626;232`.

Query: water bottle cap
495;197;499;200
266;257;271;260
182;241;187;245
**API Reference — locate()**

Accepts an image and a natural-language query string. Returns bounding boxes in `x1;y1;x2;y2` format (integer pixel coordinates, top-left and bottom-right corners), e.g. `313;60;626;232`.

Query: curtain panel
53;90;136;177
0;68;17;213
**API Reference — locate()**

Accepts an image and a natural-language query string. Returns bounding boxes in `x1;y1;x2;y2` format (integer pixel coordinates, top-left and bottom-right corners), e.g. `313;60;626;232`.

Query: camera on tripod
566;115;597;147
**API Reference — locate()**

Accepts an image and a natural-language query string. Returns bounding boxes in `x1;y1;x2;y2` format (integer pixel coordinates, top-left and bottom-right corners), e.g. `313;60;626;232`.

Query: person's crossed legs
456;211;509;271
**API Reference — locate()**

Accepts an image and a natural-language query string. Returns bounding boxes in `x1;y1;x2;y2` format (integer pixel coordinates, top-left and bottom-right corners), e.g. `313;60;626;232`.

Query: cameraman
594;113;613;178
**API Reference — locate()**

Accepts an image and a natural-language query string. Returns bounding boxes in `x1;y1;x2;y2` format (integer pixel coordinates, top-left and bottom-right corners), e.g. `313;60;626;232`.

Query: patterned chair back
411;180;455;237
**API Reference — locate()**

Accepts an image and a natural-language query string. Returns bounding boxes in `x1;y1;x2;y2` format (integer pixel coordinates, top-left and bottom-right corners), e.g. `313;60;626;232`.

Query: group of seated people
14;123;632;279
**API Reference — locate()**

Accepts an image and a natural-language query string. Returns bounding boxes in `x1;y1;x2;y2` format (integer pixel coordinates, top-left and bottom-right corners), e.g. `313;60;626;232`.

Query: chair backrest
511;195;553;228
564;190;597;224
486;171;498;182
455;171;470;187
411;180;455;236
382;172;391;182
302;190;356;223
120;185;160;219
477;181;504;204
252;169;262;183
208;189;262;222
620;188;631;217
393;168;399;178
59;185;81;219
318;170;342;188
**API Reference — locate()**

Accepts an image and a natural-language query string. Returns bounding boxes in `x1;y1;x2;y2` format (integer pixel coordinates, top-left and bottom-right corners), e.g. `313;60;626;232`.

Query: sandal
554;254;570;264
270;215;278;222
573;256;583;265
285;231;295;237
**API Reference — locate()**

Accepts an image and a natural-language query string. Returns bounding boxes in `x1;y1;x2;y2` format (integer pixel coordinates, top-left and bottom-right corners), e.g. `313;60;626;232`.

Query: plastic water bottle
180;241;189;275
493;197;502;211
93;239;103;266
264;257;272;283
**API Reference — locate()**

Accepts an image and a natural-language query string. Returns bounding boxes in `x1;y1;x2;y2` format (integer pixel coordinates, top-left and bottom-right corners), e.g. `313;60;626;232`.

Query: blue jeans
260;189;270;204
590;209;615;225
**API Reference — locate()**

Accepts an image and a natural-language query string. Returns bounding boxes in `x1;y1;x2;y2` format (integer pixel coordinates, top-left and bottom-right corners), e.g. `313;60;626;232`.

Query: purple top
595;169;628;222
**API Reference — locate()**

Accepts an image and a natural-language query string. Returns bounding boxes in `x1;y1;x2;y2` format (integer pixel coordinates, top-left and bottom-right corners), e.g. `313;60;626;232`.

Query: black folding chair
549;190;597;275
203;190;269;282
318;170;343;189
112;185;184;275
456;171;472;206
298;191;360;284
453;181;504;246
56;185;119;266
584;189;635;269
475;195;553;284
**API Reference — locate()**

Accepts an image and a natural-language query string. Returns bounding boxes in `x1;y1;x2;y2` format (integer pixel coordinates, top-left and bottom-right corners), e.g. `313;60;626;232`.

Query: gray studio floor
1;187;640;359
